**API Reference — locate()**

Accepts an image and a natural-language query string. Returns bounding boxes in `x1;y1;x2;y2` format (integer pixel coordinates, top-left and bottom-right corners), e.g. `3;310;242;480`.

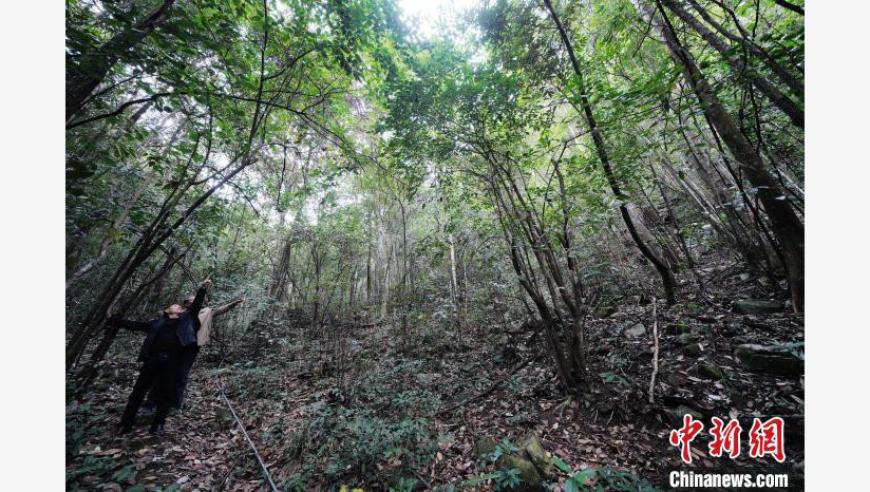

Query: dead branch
648;298;660;404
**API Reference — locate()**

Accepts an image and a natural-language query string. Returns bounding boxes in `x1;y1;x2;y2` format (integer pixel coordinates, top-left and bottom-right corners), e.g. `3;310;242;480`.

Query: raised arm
107;316;153;332
213;295;245;317
189;277;212;316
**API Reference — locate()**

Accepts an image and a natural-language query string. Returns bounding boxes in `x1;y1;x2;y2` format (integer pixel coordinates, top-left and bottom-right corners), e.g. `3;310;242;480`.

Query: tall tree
648;0;804;311
542;0;677;304
659;0;803;128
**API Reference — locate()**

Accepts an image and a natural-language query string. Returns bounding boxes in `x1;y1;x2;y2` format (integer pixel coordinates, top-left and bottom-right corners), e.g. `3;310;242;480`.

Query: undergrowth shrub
295;405;437;488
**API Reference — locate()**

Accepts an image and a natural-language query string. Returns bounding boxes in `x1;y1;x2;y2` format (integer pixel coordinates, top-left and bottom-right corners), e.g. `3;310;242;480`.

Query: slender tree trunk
366;231;372;304
447;232;461;332
651;0;804;311
489;173;582;391
660;0;803;128
687;0;803;98
381;244;393;319
542;0;677;304
66;175;156;289
74;247;182;389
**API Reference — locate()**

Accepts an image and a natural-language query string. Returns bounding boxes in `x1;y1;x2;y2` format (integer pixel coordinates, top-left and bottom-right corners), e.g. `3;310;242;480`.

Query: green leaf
552;456;572;473
112;463;136;482
460;472;500;486
571;468;598;488
565;478;580;492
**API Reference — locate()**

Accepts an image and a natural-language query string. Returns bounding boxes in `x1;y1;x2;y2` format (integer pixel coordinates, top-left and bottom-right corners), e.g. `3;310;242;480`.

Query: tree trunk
66;0;176;121
651;0;804;311
660;0;803;128
687;0;803;98
67;174;157;289
543;0;677;304
448;232;462;333
73;247;181;390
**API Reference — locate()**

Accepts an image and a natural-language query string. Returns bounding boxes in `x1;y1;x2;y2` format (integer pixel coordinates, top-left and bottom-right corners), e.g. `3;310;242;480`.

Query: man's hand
201;277;212;289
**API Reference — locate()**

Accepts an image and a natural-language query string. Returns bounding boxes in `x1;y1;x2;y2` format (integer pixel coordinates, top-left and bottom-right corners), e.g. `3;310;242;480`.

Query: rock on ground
496;453;543;491
734;343;804;376
623;323;646;339
733;299;784;315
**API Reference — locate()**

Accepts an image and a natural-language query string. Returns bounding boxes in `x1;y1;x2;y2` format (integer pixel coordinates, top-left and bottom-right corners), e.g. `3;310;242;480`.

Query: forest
65;0;805;490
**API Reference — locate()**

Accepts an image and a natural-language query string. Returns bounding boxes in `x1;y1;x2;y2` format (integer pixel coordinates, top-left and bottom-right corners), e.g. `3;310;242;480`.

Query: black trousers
176;345;200;409
120;350;179;431
143;344;200;410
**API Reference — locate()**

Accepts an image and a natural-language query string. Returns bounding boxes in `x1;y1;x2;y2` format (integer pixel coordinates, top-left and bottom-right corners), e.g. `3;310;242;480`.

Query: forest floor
67;264;804;491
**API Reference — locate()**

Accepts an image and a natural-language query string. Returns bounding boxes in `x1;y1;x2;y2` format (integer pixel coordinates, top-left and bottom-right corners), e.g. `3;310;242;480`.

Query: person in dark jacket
109;278;211;435
142;292;244;411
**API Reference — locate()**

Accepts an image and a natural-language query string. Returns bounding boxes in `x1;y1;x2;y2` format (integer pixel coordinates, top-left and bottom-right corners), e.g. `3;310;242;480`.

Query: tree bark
771;0;804;16
447;232;462;332
651;0;804;311
66;0;176;121
542;0;677;304
66;175;155;289
660;0;803;128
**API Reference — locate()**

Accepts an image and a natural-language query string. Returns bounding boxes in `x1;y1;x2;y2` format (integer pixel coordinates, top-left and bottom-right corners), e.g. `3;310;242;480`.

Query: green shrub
301;406;437;488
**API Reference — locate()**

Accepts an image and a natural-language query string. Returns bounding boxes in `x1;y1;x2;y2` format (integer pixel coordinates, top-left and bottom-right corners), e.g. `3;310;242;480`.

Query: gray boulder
518;433;554;477
698;362;724;380
734;343;804;376
623;323;647;339
733;300;784;315
684;344;703;357
676;333;704;356
676;333;701;345
496;454;543;491
482;433;554;491
472;437;498;460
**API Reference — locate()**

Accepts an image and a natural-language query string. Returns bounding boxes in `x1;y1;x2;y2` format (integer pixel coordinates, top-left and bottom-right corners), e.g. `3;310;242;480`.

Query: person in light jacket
173;292;245;408
109;278;211;435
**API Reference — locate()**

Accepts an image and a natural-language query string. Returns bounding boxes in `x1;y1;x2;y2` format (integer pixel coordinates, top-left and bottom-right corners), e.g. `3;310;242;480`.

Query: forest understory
65;0;805;490
67;254;804;491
